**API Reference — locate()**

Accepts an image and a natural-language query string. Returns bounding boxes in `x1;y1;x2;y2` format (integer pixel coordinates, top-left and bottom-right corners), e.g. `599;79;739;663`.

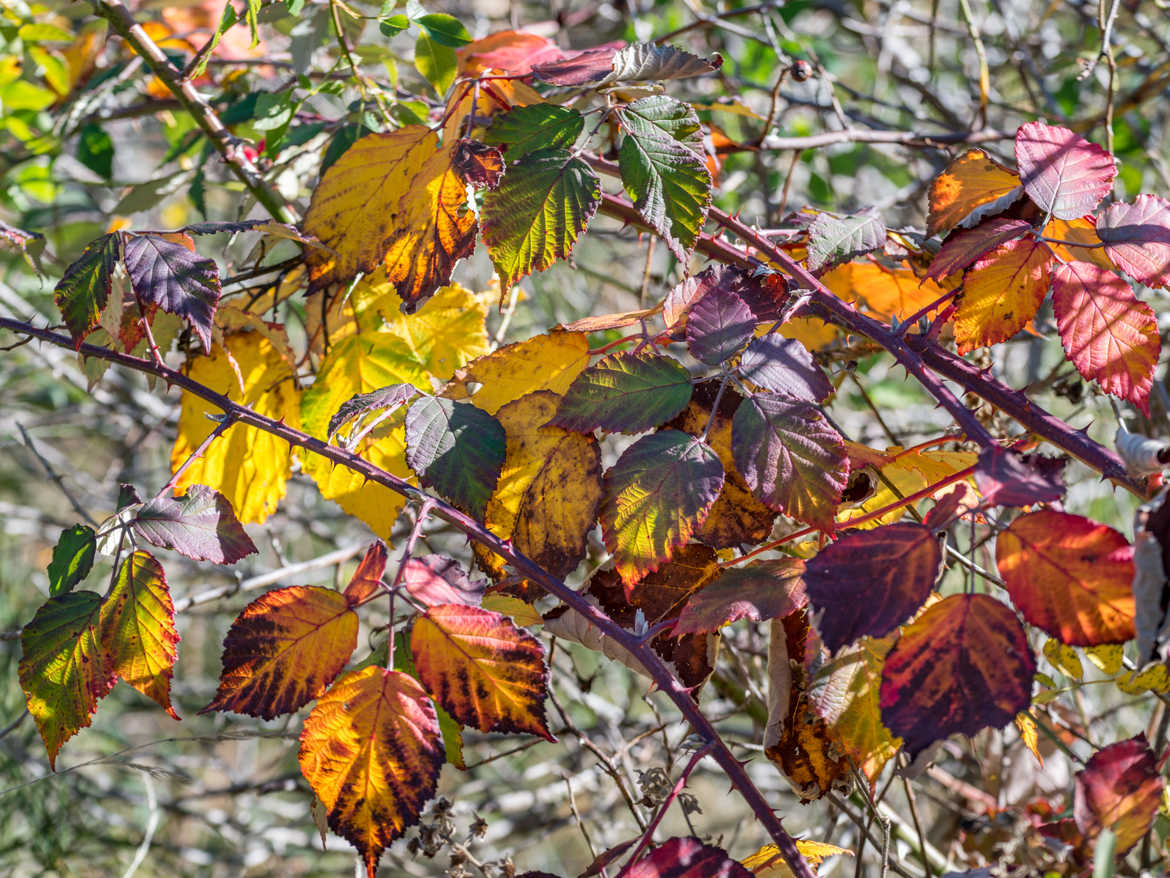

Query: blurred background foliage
2;0;1169;875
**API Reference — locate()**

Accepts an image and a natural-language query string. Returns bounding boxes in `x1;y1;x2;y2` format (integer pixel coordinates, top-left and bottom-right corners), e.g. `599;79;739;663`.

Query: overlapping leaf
685;285;755;365
53;233;120;347
625;837;751;878
411;604;552;739
996;510;1135;645
298;667;444;878
553;351;693;434
452;138;504;189
481;148;600;291
1015;122;1116;220
373;280;490;379
342;541;388;606
1052;260;1160;413
952;237;1050;352
807;209;886;272
926;149;1022;237
821;260;951;324
1097;194;1170;288
401;555;485;607
607;43;723;84
805;523;941;652
122;233;220;352
485;104;584;158
1074;735;1164;855
880;594;1035;758
974;447;1065;508
926;217;1031;281
131;484;257;564
600;430;724;587
328;384;417;438
444;331;590;414
674;559;806;635
737;334;832;402
202;585;359;718
19;591;114;769
404;396;505;518
47;524;95;597
731;393;848;531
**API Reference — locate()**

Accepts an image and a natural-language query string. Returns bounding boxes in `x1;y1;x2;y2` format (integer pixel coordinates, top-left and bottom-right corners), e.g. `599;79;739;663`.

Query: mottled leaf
122;233;221;352
927;149;1022;237
996;510;1135;645
880;594;1035;758
132;484;257;564
47;524;96;597
201;586;359;718
807;209;886;272
328;384;418;438
298;667;443;878
805;523;941;652
952;237;1050;352
485;104;584;158
401;555;485;607
731;393;848;531
404;396;506;518
685;285;755;365
1097;194;1170;288
674;559;807;635
600;430;724;587
1015;122;1116;220
926;217;1032;281
444;331;590;415
1074;735;1164;855
452;138;504;190
411;604;552;739
737;334;832;402
53;233;120;347
625;837;751;878
607;43;723;84
553;351;693;434
342;541;388;607
974;447;1066;508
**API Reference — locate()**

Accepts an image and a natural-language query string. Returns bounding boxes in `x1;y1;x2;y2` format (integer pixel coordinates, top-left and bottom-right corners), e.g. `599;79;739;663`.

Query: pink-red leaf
1052;260;1160;414
995;509;1135;646
673;558;806;635
131;484;257;565
880;594;1035;758
626;837;753;878
1014;122;1116;220
1073;734;1164;854
401;554;486;607
1097;194;1170;288
926;217;1031;280
201;585;359;719
805;523;941;652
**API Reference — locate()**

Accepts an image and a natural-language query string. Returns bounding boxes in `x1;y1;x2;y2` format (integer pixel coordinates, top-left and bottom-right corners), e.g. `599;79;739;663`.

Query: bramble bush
2;1;1170;876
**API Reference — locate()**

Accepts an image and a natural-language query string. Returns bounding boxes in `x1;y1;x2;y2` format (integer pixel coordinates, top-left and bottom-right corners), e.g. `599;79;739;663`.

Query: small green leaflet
191;2;238;78
54;234;121;347
485;105;585;159
404;396;506;518
414;13;471;47
553;351;693;434
415;33;456;95
77;124;114;180
47;525;96;597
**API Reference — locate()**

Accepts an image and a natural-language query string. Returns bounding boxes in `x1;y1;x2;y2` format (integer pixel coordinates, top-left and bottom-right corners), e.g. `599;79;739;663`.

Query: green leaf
76;123;113;179
53;234;121;347
245;0;261;47
414;33;456;96
485;105;584;159
414;13;471;47
379;13;410;37
600;430;724;588
404;396;506;518
47;525;96;597
191;2;238;78
481;148;601;291
617;96;711;260
252;92;296;132
552;351;693;434
731;392;849;531
807;209;886;272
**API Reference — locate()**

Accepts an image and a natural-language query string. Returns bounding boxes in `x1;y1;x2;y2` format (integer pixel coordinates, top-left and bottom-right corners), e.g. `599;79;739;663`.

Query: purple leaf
122;234;221;352
132;484;258;564
974;447;1066;508
685;285;756;365
673;559;807;635
328;383;418;437
737;334;832;402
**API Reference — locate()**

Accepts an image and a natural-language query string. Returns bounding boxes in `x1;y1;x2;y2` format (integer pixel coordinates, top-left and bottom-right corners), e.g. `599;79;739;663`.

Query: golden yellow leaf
480;594;543;627
845;446;977;527
927;148;1022;237
1047;217;1116;271
1043;638;1085;680
1117;664;1170;694
172;331;301;524
443;331;590;414
952;238;1050;353
1016;712;1043;766
742;840;852;876
1085;644;1124;675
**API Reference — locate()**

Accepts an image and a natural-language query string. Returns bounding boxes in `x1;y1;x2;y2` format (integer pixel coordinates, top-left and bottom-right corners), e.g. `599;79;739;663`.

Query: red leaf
996;510;1135;645
401;554;485;607
880;594;1035;758
1074;734;1164;854
342;541;388;607
532;45;622;85
1014;122;1116;220
625;837;753;878
685;285;756;365
673;558;806;635
457;30;562;76
1097;194;1170;288
804;523;941;652
974;447;1066;508
926;217;1032;280
131;484;258;565
1052;260;1160;413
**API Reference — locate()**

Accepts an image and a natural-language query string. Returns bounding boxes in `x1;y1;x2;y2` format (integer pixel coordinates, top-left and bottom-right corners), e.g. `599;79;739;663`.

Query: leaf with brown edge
1073;734;1164;855
673;558;806;635
402;555;486;607
1052;260;1160;414
298;667;444;878
303;127;476;310
995;510;1135;646
99;551;180;719
601;430;724;588
453;138;504;190
1097;194;1170;288
343;541;388;607
731;392;848;531
665;381;776;549
444;331;590;415
625;837;752;878
19;591;115;770
131;484;257;565
201;586;359;719
804;523;941;653
1015;121;1116;220
879;593;1035;759
53;233;120;348
927;148;1023;237
952;236;1050;353
411;604;553;740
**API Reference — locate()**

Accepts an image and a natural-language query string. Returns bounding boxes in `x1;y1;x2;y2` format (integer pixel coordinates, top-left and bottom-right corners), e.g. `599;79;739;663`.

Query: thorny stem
154;413;237;502
0;316;818;878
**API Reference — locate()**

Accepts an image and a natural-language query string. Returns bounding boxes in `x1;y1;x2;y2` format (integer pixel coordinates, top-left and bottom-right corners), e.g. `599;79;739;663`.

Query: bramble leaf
925;217;1031;281
374;279;491;379
401;555;485;607
19;591;114;769
1015;121;1116;220
99;550;180;718
342;541;388;606
485;104;584;157
298;667;444;878
807;209;886;272
553;351;693;434
974;447;1065;508
737;334;832;402
201;586;359;719
482;148;601;292
926;149;1022;237
53;233;120;347
996;510;1135;646
804;523;941;652
531;45;622;86
952;237;1050;352
444;331;590;415
411;604;553;739
1073;734;1164;855
404;396;506;518
731;393;848;531
673;559;807;635
47;524;96;597
122;233;221;352
328;384;418;439
1097;194;1170;288
600;430;724;587
607;43;723;84
452;138;504;190
685;284;755;365
1052;261;1160;413
625;837;751;878
880;593;1034;758
132;484;257;564
456;30;562;76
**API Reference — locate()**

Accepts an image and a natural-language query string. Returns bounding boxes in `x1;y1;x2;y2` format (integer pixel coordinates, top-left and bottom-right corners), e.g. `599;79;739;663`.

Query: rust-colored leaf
1073;734;1164;855
343;541;388;606
927;148;1023;237
674;559;806;635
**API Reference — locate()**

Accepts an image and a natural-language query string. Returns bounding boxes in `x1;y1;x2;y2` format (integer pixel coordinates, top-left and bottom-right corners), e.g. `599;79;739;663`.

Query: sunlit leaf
1015;121;1116;220
342;540;388;606
485;104;584;158
452;138;504;189
607;43;723;84
926;217;1031;281
47;524;96;597
974;447;1065;508
457;30;562;76
444;331;590;415
743;840;852;877
553;351;693;434
952;237;1050;352
926;149;1022;237
132;484;257;564
53;233;120;347
328;384;418;438
1097;194;1170;288
401;555;485;607
807;209;885;272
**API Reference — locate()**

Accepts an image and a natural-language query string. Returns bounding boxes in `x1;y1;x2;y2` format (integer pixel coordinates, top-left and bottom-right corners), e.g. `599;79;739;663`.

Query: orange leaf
996;510;1135;646
927;148;1022;237
1047;217;1116;271
202;586;359;719
298;667;444;878
343;541;388;606
99;551;180;719
952;237;1050;352
820;260;949;323
411;604;553;740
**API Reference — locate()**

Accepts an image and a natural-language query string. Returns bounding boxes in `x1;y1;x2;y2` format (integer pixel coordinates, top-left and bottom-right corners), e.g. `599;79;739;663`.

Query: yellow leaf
1016;712;1043;766
172;331;301;524
742;840;852;876
443;331;590;414
822;260;949;323
952;238;1050;353
480;594;543;627
1043;638;1084;680
303;127;476;309
845;446;977;527
1117;663;1170;694
1085;644;1124;675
